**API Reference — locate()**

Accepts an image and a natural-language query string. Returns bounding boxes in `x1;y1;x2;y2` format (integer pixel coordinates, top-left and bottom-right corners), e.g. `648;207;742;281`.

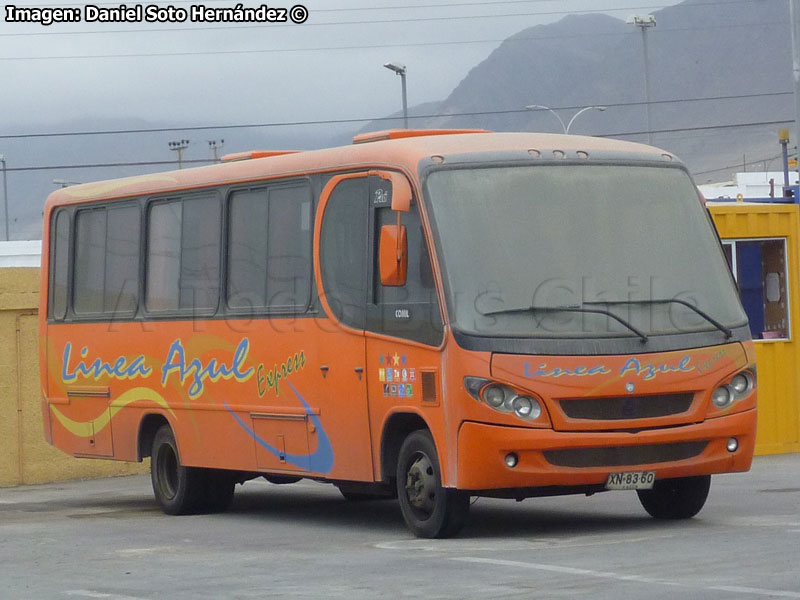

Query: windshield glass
425;164;746;338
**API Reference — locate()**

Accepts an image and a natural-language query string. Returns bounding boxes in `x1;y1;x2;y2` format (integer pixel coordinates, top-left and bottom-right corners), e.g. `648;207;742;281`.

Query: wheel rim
404;452;437;518
156;444;179;501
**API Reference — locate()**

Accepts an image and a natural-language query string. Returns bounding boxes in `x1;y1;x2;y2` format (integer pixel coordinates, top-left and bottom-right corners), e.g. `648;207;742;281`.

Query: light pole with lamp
525;104;607;134
383;62;408;129
169;139;190;169
0;155;8;241
628;14;656;145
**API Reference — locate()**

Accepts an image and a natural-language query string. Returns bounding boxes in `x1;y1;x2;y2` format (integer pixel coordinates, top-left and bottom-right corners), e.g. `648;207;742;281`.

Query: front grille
558;393;694;421
543;441;708;468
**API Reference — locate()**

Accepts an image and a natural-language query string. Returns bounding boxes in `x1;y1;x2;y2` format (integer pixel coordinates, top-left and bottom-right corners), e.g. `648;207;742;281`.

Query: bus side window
73;204;140;316
146;194;221;314
319;177;369;329
227;182;313;313
50;210;70;320
369;200;443;346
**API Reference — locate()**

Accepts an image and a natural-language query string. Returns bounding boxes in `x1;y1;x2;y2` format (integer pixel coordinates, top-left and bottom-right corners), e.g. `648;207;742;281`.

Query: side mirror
379;224;408;286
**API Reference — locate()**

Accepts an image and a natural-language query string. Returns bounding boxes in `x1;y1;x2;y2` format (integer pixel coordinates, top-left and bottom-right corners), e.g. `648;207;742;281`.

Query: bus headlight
711;385;734;408
483;384;506;408
730;371;754;399
513;396;541;420
475;382;546;423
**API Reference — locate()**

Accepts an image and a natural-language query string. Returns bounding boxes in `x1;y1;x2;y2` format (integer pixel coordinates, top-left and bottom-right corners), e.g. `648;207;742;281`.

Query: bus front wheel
396;430;469;538
150;425;234;515
637;475;711;520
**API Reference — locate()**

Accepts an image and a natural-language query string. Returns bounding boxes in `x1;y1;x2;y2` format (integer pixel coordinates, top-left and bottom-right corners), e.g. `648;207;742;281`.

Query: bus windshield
425;164;747;338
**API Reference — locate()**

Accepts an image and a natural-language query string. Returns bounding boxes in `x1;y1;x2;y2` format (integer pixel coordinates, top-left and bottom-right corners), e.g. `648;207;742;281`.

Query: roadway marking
451;557;800;598
116;546;179;556
64;591;146;600
375;533;672;553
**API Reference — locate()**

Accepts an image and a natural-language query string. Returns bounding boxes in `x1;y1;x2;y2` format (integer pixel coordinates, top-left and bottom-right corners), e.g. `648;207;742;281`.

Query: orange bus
40;130;757;538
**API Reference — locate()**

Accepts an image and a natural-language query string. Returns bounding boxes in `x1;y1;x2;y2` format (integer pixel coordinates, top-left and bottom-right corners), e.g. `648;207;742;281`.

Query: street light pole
566;106;608;133
0;155;8;241
208;139;224;163
168;139;190;169
790;0;800;173
383;62;408;129
526;105;567;133
628;15;656;145
525;105;607;134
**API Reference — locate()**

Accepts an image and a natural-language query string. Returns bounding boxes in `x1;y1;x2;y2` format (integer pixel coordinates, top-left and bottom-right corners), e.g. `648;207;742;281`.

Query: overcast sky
1;0;682;131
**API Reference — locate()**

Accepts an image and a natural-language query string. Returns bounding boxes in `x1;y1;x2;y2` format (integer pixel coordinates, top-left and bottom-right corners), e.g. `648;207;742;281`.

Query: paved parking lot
1;454;798;599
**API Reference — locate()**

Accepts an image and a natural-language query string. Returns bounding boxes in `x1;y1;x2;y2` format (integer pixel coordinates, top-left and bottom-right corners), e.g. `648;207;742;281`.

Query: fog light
727;437;739;452
504;452;519;468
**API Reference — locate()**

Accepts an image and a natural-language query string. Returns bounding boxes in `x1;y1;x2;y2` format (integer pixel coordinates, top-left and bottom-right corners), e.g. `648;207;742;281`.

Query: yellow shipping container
709;202;800;454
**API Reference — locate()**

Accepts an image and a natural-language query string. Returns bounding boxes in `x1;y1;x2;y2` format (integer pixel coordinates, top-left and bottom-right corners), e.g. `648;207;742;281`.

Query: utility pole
790;0;800;173
208;139;224;163
628;15;656;145
0;155;8;241
168;139;190;169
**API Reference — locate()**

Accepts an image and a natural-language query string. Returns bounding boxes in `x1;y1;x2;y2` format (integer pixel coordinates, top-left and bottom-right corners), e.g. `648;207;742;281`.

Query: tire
637;475;711;520
396;430;469;538
150;425;235;515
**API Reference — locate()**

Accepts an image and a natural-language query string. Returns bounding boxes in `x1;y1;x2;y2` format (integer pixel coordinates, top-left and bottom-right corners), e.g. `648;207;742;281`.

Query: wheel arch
137;413;172;461
379;411;430;483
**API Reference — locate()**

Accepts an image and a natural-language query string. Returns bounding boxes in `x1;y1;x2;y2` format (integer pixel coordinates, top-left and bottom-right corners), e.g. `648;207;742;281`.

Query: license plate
605;471;656;490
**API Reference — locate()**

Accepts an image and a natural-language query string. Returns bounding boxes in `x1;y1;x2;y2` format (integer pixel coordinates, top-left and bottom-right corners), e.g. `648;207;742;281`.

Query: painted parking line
375;533;674;553
451;557;800;599
64;591;147;600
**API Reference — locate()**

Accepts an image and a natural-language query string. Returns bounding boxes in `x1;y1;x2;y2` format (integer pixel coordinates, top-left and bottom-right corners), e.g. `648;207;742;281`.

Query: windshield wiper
583;299;733;339
479;304;649;343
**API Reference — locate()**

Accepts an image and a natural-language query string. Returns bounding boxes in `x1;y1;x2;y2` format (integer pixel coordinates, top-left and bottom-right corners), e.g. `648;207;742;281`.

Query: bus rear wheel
637;475;711;520
396;430;469;538
150;425;234;515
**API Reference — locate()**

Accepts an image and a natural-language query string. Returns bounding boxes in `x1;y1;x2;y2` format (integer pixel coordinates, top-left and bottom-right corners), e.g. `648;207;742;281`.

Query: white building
698;171;800;200
0;240;41;268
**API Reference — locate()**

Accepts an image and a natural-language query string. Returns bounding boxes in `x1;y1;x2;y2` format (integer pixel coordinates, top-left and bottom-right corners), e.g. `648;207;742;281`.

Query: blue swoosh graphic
224;381;334;474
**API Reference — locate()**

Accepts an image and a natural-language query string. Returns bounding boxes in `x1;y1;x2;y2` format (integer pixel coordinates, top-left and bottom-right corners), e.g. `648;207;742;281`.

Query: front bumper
456;408;756;490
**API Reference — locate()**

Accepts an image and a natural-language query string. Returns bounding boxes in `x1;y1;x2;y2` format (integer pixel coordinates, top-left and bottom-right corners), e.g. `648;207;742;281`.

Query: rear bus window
50;210;70;320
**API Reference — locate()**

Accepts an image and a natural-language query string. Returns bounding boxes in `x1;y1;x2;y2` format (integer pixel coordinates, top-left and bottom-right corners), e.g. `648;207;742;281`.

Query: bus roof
44;131;673;212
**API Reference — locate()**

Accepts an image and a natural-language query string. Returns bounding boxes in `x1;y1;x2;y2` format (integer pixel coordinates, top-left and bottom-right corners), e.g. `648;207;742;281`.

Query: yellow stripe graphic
51;387;174;438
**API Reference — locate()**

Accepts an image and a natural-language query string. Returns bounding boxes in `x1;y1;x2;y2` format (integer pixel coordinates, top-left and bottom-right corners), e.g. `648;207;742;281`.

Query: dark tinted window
146;194;220;313
51;211;70;320
267;185;312;309
320;178;368;329
105;205;140;313
181;196;220;311
369;199;443;346
228;189;268;309
74;209;105;314
227;182;312;312
73;204;140;315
